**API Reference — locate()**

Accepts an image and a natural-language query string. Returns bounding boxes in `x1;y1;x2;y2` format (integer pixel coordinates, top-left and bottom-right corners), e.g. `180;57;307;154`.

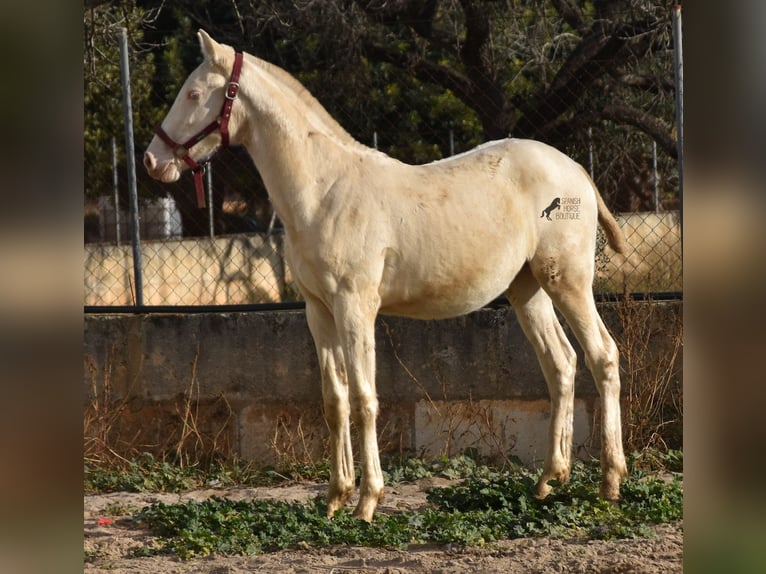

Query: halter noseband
154;51;244;208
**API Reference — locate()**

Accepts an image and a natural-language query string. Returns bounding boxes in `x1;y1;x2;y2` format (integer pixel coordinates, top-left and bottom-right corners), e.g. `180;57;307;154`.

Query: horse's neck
252;57;361;148
240;59;363;231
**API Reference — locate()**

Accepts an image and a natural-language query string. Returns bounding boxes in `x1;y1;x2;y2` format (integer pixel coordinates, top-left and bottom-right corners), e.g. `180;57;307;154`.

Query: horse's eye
188;89;202;101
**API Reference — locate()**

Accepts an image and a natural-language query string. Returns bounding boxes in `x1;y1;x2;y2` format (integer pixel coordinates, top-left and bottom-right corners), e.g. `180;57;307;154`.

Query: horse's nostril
143;151;156;171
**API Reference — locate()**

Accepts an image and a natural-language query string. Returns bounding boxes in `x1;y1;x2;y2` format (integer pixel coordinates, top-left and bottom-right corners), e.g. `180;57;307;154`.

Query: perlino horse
144;30;629;522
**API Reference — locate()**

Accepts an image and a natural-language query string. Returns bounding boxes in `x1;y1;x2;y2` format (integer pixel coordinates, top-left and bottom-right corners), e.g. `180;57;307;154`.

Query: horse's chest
285;235;373;297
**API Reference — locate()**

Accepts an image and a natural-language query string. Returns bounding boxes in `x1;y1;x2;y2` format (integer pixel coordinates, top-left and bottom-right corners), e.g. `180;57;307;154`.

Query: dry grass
268;410;328;469
84;344;236;470
84;347;132;467
614;296;683;454
171;345;235;466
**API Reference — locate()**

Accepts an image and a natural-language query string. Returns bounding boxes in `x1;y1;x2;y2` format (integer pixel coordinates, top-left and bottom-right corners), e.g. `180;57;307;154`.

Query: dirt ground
84;479;683;573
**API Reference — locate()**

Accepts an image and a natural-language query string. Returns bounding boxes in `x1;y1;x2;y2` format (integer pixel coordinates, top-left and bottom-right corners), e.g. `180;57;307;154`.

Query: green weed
85;453;332;494
127;453;682;558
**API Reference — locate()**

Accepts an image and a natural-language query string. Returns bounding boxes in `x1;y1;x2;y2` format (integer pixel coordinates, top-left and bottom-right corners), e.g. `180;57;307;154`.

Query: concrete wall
84;301;682;468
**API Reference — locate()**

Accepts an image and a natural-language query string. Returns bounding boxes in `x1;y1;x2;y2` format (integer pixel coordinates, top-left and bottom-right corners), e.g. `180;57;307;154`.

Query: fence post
672;5;684;237
119;27;143;306
207;164;214;239
652;139;659;212
111;136;121;245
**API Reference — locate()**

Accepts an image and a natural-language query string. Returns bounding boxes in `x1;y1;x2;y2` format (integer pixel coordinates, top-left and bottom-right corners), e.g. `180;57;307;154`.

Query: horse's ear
197;29;233;70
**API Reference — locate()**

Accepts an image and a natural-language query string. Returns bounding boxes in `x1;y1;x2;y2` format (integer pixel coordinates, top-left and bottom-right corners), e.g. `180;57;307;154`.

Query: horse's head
144;30;241;187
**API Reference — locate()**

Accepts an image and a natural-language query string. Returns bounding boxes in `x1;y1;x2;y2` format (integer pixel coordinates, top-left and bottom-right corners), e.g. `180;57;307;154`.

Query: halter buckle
225;81;240;100
192;162;207;176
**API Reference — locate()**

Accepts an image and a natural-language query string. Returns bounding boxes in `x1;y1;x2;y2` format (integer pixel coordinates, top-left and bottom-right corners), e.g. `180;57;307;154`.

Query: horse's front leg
334;289;384;522
305;299;355;517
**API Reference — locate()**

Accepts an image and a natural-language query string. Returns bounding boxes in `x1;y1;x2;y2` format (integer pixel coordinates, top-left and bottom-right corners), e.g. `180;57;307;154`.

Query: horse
144;30;629;522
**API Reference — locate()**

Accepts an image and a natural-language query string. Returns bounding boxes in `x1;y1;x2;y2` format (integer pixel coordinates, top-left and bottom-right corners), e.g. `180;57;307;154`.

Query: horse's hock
84;301;682;466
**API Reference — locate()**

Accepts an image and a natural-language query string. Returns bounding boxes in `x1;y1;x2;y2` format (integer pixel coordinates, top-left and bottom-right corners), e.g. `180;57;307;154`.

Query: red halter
154;51;244;208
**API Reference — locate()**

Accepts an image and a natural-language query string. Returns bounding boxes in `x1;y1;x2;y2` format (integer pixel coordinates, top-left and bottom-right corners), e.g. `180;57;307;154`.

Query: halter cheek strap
154;51;244;208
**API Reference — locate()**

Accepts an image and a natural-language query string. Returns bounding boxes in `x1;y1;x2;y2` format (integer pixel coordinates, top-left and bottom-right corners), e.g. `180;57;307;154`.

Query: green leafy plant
85;454;334;494
132;455;682;558
381;452;503;485
85;453;198;493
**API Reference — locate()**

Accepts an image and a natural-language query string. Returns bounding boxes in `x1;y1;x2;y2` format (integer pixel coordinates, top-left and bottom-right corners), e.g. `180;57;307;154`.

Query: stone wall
84;301;682;467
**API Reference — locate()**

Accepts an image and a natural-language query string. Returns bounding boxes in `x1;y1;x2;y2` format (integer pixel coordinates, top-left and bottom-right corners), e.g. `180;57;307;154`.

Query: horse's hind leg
305;297;355;517
506;264;577;498
532;260;628;500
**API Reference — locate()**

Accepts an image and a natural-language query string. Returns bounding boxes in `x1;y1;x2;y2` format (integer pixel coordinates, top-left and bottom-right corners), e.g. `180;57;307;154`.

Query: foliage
85;452;332;494
382;451;506;484
616;296;684;453
84;0;680;229
84;1;166;201
629;448;683;473
86;453;200;493
123;453;682;558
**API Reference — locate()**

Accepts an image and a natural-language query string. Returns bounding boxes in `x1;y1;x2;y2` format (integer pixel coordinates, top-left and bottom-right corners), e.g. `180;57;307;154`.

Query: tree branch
362;40;473;102
361;0;514;138
600;104;677;159
543;103;677;160
512;16;661;140
550;0;584;29
611;71;675;94
455;0;514;138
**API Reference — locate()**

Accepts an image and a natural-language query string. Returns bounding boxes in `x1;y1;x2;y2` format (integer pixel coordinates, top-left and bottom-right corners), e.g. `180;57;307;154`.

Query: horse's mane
251;56;366;150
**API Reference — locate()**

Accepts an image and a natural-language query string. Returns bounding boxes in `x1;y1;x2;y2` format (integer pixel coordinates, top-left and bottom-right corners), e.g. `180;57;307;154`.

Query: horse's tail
595;189;627;255
581;166;627;255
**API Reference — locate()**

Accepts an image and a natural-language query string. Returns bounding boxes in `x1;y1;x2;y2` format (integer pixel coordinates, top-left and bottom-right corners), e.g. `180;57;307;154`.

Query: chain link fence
84;7;682;308
83;198;681;307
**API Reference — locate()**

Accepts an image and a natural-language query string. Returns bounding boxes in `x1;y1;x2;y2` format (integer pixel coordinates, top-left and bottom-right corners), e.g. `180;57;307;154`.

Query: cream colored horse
145;30;629;522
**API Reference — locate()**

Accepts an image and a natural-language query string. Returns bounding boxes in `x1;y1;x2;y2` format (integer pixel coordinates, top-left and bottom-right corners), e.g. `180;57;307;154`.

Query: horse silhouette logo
541;197;561;221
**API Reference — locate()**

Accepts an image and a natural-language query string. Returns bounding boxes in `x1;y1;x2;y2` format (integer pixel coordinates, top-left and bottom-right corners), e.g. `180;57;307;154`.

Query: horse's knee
350;393;378;426
324;402;348;428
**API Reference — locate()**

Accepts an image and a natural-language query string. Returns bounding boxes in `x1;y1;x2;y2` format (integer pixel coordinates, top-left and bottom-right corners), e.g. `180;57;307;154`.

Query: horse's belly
378;271;514;320
380;298;494;320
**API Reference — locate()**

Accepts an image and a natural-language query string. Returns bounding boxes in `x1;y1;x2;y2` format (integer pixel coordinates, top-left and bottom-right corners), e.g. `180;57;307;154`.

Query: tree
176;0;679;209
352;0;678;207
84;1;166;203
85;0;680;237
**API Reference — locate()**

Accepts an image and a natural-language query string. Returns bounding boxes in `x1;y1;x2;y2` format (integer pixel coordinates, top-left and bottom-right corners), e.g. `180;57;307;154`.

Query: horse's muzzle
143;150;180;183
